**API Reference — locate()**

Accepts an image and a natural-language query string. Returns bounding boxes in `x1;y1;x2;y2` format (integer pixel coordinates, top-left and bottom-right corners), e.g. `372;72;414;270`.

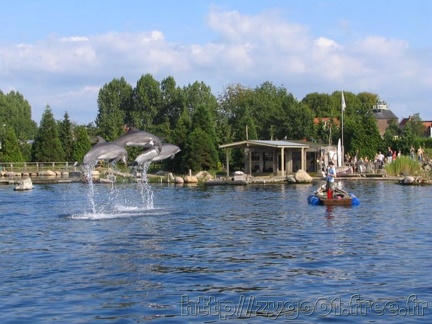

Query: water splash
135;161;154;209
82;162;97;214
79;160;155;219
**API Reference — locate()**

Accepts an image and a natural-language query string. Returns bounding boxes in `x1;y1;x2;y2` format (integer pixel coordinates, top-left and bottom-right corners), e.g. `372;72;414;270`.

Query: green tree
156;76;184;129
278;96;314;140
179;104;219;172
131;73;161;132
59;112;74;161
183;81;218;120
1;126;24;162
31;106;65;162
217;84;255;142
96;77;130;141
302;93;334;118
71;125;92;163
182;128;219;172
0;91;38;142
403;113;424;137
251;82;287;139
340;92;381;158
163;108;191;173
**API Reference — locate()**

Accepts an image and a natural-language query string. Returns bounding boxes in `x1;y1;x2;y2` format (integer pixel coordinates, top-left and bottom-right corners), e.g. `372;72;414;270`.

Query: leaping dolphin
82;138;128;166
113;125;162;153
131;143;181;166
151;143;181;162
131;147;159;165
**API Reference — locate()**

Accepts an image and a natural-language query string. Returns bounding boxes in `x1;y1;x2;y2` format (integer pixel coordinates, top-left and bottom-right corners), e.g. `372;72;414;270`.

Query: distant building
424;121;432;137
313;100;398;138
372;100;398;136
313;117;340;127
399;116;432;138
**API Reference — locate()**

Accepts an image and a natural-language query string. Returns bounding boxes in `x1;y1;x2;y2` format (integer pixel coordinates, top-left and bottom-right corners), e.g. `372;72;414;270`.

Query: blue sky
1;0;431;125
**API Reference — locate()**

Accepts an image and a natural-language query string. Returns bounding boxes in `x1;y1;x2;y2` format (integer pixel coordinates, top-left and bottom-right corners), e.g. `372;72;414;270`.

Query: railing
0;162;78;173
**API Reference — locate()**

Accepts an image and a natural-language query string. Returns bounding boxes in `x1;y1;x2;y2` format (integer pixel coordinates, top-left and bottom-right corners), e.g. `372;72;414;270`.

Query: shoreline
0;171;418;186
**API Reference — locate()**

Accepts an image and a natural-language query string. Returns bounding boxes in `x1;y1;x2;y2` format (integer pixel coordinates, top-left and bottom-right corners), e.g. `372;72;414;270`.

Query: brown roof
313;117;340;126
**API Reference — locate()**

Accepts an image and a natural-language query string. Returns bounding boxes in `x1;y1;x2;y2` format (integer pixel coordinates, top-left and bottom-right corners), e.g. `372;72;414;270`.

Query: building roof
313;117;340;126
219;140;309;149
373;109;398;120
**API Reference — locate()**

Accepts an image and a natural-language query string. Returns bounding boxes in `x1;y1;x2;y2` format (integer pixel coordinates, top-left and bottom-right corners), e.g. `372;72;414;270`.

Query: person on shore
417;146;423;162
410;146;415;159
376;151;385;169
387;147;393;163
326;160;336;198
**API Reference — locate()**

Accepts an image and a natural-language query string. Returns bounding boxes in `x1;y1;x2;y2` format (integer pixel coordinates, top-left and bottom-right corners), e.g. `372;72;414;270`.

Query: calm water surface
0;180;431;323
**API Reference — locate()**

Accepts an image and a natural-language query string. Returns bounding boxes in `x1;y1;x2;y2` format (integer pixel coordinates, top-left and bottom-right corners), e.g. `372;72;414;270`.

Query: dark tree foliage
183;81;218;119
180;104;219;172
161;108;191;173
302;93;335;118
131;74;162;132
251;82;287;139
182;128;219;172
337;92;381;158
59;112;74;161
1;126;24;162
0;91;38;143
403;113;424;137
71;125;92;163
279;98;315;140
96;77;130;141
156;76;184;130
5;72;432;171
31;106;65;162
217;84;255;141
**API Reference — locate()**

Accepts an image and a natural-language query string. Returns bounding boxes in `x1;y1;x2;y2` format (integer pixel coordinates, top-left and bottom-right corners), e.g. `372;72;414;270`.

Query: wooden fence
0;162;78;173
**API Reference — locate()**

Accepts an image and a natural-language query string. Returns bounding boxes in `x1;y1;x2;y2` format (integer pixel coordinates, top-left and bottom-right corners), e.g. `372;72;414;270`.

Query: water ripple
0;181;431;322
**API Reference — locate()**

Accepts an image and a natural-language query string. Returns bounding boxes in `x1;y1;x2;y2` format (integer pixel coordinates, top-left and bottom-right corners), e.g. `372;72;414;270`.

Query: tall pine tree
71;125;92;164
31;106;65;162
59;112;74;161
1;126;24;162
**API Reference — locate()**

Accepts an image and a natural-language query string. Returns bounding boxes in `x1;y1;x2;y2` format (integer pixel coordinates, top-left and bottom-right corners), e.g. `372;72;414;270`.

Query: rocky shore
0;168;420;187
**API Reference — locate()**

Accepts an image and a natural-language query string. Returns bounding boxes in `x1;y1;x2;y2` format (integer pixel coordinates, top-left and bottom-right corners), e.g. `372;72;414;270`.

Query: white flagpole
341;91;346;163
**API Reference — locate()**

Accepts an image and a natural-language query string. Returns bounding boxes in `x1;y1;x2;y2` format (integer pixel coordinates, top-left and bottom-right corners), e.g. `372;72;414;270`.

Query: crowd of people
344;145;426;173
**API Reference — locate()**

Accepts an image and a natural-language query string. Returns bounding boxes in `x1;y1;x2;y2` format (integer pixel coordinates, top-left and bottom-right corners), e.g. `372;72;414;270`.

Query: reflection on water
0;181;431;323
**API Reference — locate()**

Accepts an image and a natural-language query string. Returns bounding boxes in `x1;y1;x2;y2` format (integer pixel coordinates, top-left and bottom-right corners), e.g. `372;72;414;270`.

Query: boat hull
307;187;360;206
318;197;353;206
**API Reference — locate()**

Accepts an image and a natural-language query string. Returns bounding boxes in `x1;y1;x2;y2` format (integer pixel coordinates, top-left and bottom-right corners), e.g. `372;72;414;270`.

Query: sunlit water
0;180;431;323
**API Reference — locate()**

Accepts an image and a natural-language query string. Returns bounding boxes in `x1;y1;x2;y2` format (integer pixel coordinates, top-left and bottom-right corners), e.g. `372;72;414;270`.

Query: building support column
281;147;285;176
225;149;230;177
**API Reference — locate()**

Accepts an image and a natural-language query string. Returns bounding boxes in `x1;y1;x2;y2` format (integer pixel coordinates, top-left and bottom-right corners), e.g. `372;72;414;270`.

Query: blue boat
308;185;360;206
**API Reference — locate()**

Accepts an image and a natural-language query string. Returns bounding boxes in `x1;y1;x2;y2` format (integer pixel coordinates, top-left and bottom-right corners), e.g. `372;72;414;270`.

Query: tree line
0;74;430;173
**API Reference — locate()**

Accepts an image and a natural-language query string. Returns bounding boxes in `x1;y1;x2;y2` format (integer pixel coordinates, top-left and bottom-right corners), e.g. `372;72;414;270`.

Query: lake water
0;180;431;323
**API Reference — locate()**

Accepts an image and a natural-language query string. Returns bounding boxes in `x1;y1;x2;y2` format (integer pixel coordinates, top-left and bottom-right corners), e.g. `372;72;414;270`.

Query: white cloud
0;9;431;124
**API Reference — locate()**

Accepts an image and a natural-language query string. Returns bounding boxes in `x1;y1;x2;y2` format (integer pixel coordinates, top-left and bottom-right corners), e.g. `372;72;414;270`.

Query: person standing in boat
326;161;336;199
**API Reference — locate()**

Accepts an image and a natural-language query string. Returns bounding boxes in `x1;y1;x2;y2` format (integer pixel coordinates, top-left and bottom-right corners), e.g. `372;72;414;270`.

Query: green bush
385;156;422;176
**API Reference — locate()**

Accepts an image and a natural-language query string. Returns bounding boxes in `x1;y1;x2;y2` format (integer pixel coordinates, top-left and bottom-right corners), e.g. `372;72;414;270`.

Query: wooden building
219;140;316;177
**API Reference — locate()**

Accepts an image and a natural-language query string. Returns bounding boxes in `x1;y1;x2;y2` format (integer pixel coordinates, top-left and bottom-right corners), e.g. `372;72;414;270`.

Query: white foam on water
69;207;168;220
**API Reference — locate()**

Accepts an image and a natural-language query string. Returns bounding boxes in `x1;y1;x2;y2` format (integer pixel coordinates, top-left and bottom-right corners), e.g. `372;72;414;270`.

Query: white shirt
327;166;336;183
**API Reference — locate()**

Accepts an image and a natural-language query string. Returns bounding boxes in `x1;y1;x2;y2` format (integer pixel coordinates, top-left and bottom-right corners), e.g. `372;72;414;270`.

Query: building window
251;152;260;161
264;152;273;161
